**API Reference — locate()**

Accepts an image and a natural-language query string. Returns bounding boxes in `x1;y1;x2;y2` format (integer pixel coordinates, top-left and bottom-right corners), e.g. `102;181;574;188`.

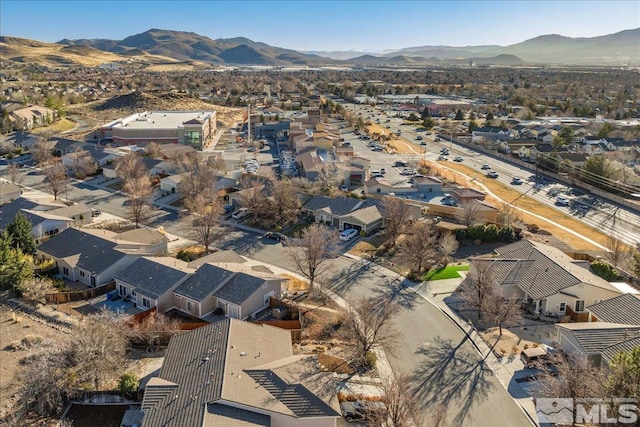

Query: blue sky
1;1;638;51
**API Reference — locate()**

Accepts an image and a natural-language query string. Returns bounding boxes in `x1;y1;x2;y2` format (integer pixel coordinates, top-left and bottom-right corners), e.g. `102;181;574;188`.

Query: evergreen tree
0;233;33;290
6;213;37;256
454;109;464;120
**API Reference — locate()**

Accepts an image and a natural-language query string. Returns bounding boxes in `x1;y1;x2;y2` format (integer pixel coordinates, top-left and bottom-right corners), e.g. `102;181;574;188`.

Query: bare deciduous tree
145;141;162;158
177;154;215;201
496;202;521;227
532;353;606;417
41;161;68;201
368;373;426;427
70;310;129;389
381;196;410;249
287;223;338;302
401;221;436;275
184;189;225;253
115;152;147;181
456;201;483;226
604;235;630;268
315;163;342;196
487;296;521;337
459;259;496;322
437;232;459;267
270;178;301;227
345;296;401;368
122;176;153;228
6;162;24;184
239;178;268;224
129;311;181;349
31;139;53;165
69;148;97;178
19;277;55;304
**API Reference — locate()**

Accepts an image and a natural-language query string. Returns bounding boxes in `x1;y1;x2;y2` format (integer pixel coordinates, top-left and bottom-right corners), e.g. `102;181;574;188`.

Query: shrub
406;271;421;282
483;224;500;242
364;350;377;368
527;224;540;233
117;373;139;392
176;250;192;262
590;260;622;281
274;224;283;232
467;224;484;241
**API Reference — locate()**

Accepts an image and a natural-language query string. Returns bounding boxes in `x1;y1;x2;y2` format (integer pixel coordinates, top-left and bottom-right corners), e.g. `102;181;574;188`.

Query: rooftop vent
240;351;246;357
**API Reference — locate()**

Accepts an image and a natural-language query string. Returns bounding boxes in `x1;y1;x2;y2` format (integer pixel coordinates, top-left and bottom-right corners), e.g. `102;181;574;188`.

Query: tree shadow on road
410;335;495;426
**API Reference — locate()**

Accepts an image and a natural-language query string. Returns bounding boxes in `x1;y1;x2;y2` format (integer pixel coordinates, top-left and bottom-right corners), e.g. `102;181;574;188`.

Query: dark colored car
264;232;287;242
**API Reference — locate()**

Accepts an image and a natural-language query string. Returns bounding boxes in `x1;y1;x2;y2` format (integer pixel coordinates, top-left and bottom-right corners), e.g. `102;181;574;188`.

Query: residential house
102;156;163;179
302;194;386;233
555;322;640;366
471;126;511;144
61;143;116;169
140;318;341;427
451;187;486;204
0;182;21;205
36;228;140;287
115;255;284;320
556;152;590;168
586;293;640;324
114;257;193;311
159;172;188;194
0;197;92;240
365;175;443;198
9;105;56;131
468;239;622;318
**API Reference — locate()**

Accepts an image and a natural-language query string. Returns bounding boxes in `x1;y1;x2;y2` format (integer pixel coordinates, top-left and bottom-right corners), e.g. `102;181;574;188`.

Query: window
62;267;69;276
142;298;150;308
80;271;85;277
559;302;566;313
187;300;193;312
119;285;126;296
132;290;136;296
575;300;585;312
376;188;381;193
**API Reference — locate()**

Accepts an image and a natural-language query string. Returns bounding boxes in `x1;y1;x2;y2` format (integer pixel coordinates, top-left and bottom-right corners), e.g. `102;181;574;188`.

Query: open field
32;118;76;135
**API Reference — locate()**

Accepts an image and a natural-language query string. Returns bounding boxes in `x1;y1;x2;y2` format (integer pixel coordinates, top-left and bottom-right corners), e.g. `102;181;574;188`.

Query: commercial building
100;110;216;150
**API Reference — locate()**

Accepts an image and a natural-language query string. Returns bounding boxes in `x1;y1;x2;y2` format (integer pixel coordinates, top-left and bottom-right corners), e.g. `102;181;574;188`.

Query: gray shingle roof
174;263;235;302
558;322;640;354
303;195;363;217
115;257;190;299
587;293;640;325
491;239;618;300
214;273;267;306
187;249;246;269
37;227;125;274
0;198;39;230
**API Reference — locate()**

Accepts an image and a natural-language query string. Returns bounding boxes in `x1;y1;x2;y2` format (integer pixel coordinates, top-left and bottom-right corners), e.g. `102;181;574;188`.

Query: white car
487;171;499;178
556;196;570;206
339;228;358;241
481;164;491;170
511;177;523;185
231;208;250;219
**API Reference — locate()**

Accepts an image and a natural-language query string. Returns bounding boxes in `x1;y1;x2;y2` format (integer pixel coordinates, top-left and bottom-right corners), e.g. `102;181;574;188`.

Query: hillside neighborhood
1;22;640;427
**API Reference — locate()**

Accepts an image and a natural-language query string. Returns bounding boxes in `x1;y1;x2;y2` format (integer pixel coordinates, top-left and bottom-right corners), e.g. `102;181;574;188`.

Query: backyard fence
45;281;116;304
70;389;144;404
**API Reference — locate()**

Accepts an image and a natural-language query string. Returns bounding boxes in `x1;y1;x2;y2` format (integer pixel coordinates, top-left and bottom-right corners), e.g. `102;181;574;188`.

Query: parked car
231;208;250;220
511;177;523;185
91;209;102;217
556;196;570;206
264;232;287;242
380;168;386;174
487;171;499;178
481;164;491;170
340;185;349;192
339;228;358;241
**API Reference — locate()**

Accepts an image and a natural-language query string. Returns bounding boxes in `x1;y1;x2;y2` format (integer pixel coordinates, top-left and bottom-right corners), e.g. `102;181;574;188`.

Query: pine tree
0;233;33;290
6;213;37;256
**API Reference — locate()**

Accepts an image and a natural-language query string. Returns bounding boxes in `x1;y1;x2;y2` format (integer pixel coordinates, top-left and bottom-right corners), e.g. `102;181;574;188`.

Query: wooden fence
45;281;116;304
70;389;144;404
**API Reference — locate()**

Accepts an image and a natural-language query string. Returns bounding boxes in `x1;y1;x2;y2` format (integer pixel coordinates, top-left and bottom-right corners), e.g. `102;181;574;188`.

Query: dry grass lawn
32;118;76;134
280;274;309;292
429;161;609;251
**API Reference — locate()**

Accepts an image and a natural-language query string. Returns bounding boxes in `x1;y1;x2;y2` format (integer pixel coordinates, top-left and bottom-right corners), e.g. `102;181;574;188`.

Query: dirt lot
64;404;130;427
0;305;70;421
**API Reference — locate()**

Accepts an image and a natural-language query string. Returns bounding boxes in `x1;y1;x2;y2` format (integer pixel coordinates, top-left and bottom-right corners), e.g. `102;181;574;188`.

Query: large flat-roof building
100;111;216;150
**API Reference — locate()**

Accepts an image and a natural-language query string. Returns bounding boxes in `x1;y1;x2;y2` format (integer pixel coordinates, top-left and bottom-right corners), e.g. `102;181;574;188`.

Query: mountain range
1;27;638;67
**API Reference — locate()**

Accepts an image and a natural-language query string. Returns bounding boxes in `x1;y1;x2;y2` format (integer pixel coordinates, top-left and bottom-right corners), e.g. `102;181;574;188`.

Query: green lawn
423;264;469;281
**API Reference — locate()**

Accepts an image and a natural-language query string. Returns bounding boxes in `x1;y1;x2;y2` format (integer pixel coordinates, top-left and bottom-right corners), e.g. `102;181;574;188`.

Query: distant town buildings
99;110;216;150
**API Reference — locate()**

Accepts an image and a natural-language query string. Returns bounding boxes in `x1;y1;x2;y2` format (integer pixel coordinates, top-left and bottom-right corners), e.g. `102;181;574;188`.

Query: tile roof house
555;322;640;366
116;257;284;320
140;318;340;427
586;293;640;324
468;239;622;318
